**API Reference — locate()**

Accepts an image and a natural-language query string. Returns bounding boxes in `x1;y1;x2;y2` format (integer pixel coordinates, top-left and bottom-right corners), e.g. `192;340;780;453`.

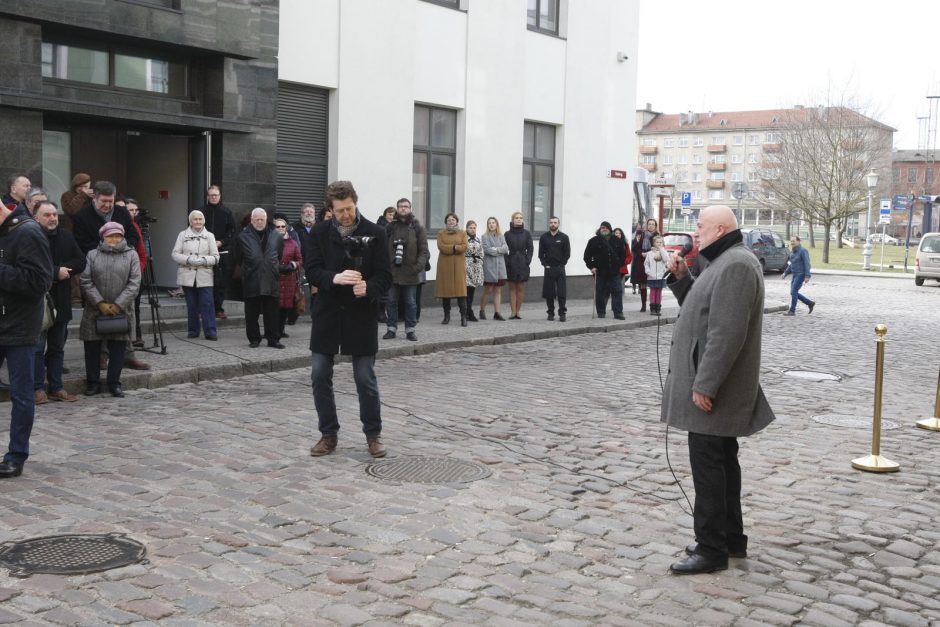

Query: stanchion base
916;417;940;432
851;454;900;473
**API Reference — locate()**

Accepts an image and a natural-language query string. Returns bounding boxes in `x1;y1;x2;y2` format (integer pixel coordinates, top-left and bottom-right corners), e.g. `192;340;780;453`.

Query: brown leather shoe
367;437;387;458
48;389;78;402
34;390;48;405
309;434;338;456
125;358;151;371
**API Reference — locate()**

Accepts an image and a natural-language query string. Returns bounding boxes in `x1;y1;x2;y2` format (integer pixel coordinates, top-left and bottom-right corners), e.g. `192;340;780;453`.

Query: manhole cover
366;457;491;484
784;370;842;382
0;533;147;577
813;414;900;430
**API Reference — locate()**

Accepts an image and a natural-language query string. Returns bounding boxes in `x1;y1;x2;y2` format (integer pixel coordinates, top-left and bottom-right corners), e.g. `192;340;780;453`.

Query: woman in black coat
504;211;533;319
630;217;660;312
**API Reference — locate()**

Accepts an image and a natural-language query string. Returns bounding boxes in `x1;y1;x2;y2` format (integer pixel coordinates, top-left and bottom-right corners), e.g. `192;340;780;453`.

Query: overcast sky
636;0;940;150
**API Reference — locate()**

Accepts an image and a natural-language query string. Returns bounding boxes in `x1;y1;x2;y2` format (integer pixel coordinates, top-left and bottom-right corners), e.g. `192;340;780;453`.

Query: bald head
695;205;738;249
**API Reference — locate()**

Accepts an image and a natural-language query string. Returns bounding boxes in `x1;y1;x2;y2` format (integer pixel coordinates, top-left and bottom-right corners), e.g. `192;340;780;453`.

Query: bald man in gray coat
662;205;776;575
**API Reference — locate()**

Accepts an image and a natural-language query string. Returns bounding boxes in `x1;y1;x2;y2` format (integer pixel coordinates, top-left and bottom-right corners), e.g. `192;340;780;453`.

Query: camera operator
305;180;391;458
382;198;429;342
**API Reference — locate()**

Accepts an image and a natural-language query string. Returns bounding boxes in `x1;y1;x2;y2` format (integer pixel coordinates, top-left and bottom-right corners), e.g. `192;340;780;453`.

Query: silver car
915;232;940;286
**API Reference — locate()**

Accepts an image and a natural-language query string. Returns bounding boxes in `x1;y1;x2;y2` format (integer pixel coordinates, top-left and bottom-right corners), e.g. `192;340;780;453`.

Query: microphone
663;242;693;281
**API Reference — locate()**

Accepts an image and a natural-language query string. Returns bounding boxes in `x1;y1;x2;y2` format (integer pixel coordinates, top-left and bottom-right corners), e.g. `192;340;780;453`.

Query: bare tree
756;103;892;263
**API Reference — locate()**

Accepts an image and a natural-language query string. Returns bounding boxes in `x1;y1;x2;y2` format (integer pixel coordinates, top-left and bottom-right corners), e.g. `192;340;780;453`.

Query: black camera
342;235;375;270
393;239;406;266
137;207;157;225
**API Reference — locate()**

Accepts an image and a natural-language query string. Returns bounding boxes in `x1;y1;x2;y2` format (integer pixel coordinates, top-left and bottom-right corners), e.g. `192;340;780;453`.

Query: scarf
334;212;361;237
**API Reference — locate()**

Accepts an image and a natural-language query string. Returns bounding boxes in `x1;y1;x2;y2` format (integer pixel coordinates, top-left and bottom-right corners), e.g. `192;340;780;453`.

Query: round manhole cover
785;370;842;382
0;533;147;577
366;457;491;484
813;414;900;430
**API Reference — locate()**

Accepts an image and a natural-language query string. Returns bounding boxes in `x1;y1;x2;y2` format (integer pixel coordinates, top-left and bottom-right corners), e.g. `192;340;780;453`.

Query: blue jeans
34;320;70;392
386;283;417;332
1;345;36;465
594;275;623;316
788;273;813;312
183;286;218;337
311;352;381;437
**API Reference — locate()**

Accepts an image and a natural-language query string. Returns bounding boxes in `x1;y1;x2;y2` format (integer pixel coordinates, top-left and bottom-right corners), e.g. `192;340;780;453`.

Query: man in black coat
538;216;571;321
72;181;139;255
583;221;627;319
0;201;54;479
198;185;236;318
232;208;283;349
2;173;30;210
33;201;85;403
305;180;391;459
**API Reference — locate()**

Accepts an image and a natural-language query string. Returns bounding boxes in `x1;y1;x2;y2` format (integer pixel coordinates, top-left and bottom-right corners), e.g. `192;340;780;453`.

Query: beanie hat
600;221;612;231
71;173;91;190
99;221;125;239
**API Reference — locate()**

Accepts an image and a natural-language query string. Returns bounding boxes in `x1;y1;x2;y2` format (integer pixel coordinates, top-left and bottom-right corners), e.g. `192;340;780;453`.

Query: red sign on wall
608;169;627;179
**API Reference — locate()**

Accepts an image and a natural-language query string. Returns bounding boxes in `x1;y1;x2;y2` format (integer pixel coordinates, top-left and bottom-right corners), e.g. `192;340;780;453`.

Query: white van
914;232;940;286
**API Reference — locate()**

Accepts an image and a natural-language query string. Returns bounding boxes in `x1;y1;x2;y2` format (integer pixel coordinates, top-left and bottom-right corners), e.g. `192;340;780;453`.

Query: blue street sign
681;192;691;206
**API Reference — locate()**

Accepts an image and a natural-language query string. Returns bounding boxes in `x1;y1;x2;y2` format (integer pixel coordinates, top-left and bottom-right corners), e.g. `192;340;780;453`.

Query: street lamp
862;168;878;271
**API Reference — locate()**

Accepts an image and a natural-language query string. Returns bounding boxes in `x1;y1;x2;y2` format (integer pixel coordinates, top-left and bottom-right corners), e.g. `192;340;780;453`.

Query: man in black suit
72;181;139;255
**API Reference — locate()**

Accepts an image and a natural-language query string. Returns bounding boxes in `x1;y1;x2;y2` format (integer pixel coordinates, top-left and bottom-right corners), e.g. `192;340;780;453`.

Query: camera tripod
139;231;167;355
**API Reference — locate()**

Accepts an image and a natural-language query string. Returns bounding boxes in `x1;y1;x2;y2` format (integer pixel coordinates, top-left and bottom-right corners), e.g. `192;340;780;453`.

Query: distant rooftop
638;106;895;134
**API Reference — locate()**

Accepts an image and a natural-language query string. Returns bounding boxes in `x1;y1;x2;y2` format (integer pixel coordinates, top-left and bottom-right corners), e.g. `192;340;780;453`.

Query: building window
694;137;704;147
767;191;777;201
893;168;900;183
692;173;702;183
747;171;758;182
679;137;689;148
527;0;559;35
733;135;744;146
693;190;703;200
41;41;187;96
710;172;725;181
678;155;688;165
662;171;673;181
764;132;779;143
641;138;657;147
663;155;673;165
927;168;935;186
709;189;724;200
749;135;760;145
692;154;703;165
730;172;741;182
642;154;657;164
711;136;726;145
664;138;675;148
522;121;555;233
413;105;457;230
710;155;726;164
731;154;742;164
908;168;917;183
748;154;758;164
677;171;688;182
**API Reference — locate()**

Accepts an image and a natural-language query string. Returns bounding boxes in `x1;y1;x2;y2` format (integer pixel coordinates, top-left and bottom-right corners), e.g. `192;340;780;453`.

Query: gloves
189;255;206;267
279;263;295;273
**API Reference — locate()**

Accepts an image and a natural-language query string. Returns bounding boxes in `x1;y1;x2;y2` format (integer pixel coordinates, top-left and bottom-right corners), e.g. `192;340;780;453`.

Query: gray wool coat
79;241;141;342
481;232;509;283
660;241;775;437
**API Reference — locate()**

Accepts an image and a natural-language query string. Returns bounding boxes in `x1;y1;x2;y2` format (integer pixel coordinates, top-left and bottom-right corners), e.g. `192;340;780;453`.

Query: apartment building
892;150;939;237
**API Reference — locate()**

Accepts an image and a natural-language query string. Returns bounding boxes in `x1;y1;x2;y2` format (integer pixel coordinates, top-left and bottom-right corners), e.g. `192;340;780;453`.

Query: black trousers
688;432;747;558
84;340;126;386
442;297;466;315
244;295;280;344
543;265;567;315
466;286;476;311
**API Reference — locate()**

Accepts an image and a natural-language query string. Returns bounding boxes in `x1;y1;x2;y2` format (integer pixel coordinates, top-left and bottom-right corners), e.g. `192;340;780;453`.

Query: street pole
862;169;877;271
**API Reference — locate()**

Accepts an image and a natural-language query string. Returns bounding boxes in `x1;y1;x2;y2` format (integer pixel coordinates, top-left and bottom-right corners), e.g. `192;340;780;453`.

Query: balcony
762;142;782;153
706;180;725;189
640;163;657;172
639;146;658;155
707;144;727;153
707;162;726;171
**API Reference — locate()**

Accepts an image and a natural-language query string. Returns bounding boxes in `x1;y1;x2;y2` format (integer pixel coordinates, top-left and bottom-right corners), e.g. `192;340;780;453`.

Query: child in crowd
643;234;670;316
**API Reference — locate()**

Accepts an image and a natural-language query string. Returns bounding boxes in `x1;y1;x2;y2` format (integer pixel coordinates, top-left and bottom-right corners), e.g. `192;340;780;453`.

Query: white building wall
278;0;639;277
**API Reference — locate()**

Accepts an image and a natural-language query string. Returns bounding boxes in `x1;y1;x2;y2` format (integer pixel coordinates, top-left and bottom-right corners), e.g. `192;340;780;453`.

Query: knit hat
71;173;91;189
599;221;612;231
99;221;125;238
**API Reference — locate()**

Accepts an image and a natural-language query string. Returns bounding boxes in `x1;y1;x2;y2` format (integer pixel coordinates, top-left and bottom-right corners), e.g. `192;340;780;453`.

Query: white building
278;0;639;276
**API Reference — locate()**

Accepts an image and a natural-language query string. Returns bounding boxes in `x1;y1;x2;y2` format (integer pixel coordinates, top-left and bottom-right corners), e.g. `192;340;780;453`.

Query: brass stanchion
852;324;900;473
915;366;940;431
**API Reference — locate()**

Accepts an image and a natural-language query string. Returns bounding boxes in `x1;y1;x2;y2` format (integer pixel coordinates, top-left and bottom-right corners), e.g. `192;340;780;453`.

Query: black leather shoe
686;543;746;559
382;330;396;340
670;553;728;575
808;301;815;314
614;314;625;320
267;342;286;349
547;313;555;321
559;313;566;322
249;341;260;348
441;313;450;325
0;461;23;479
205;335;218;341
85;382;102;396
406;332;418;341
108;384;124;398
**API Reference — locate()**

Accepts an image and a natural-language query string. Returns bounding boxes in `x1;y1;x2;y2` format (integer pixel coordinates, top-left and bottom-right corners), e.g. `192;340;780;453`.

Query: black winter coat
44;227;85;324
234;225;282;299
72;203;140;254
305;217;391;356
0;207;54;346
504;225;533;282
583;233;626;278
198;202;236;252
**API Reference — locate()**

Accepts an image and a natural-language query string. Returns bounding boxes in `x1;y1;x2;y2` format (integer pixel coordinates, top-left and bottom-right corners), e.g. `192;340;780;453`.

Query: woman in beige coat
435;212;468;326
171;210;220;340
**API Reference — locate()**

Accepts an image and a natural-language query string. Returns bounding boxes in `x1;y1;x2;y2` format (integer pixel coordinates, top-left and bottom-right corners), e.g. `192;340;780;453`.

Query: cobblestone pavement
0;274;938;626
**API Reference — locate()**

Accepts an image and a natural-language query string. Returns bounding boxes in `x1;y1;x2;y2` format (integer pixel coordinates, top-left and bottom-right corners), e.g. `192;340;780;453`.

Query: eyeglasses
275;225;287;229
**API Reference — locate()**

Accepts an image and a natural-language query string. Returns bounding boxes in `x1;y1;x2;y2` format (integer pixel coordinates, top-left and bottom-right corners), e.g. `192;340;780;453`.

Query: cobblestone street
0;274;938;626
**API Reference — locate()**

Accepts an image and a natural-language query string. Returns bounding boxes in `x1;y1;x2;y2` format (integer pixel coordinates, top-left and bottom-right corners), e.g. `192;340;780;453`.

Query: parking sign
681;192;691;206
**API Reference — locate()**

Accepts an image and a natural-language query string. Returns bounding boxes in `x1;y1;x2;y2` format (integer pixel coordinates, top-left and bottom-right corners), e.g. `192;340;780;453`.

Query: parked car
662;232;699;273
740;228;790;272
870;233;900;245
915;232;940;286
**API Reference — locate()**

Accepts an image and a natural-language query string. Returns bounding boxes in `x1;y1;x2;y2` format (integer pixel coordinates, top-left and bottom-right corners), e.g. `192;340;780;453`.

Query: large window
522;121;555;233
527;0;559;35
413;105;456;230
41;41;188;97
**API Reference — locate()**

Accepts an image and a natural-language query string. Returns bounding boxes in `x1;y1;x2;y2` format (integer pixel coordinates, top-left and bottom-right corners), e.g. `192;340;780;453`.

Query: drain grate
784;370;842;382
0;533;147;577
366;456;491;484
813;413;900;430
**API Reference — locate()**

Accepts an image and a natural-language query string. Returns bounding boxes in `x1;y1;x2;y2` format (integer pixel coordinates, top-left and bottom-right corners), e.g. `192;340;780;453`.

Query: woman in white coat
172;210;220;340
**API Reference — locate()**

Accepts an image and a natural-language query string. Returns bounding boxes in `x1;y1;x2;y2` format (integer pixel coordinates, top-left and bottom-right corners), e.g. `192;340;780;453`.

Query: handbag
96;313;130;335
293;284;306;314
41;293;56;332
